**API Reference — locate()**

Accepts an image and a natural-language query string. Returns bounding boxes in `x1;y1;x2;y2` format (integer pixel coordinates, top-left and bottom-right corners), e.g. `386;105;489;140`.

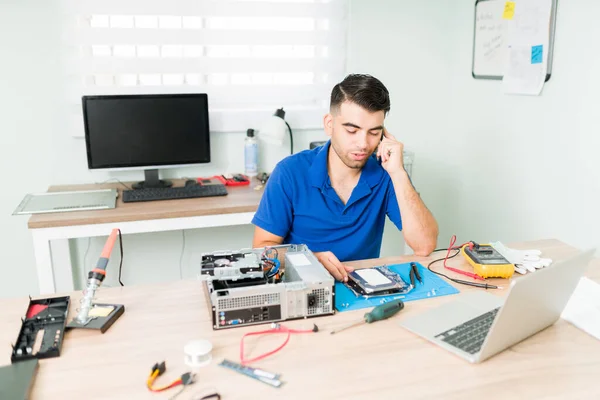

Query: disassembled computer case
200;244;335;330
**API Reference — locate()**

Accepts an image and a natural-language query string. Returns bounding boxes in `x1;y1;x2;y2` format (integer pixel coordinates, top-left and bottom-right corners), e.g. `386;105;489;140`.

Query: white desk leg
32;231;56;295
50;239;74;293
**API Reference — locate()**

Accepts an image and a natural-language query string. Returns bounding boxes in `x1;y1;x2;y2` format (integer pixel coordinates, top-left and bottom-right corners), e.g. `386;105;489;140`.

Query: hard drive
346;266;412;297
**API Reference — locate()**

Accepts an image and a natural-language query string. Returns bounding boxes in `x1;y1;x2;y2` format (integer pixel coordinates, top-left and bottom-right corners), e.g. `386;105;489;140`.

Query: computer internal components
201;244;335;330
200;252;264;280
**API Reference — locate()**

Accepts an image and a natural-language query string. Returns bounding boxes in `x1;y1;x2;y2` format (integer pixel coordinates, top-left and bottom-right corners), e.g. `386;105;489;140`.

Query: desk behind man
253;74;438;281
26;181;263;294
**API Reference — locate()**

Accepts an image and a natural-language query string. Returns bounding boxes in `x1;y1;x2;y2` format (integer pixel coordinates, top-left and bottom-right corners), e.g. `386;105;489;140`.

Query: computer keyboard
122;185;228;203
434;307;500;355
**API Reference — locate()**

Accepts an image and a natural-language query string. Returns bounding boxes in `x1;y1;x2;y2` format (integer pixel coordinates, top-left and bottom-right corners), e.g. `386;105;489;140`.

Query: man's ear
323;113;334;137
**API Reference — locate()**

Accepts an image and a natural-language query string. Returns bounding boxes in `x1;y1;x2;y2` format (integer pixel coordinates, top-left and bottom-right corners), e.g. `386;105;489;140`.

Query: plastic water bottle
244;129;258;177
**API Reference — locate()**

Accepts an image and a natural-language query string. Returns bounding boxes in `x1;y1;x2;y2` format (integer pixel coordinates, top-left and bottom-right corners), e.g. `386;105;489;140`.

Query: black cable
427;248;461;281
117;229;124;286
97;178;132;190
82;237;91;269
427;247;501;290
79;237;92;288
193;393;220;400
285;121;293;154
199;394;220;400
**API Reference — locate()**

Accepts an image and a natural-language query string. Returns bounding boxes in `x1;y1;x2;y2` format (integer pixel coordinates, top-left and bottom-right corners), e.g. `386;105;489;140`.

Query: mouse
185;179;198;187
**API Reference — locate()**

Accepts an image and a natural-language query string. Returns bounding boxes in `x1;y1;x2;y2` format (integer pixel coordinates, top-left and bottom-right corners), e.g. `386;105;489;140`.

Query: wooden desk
2;239;599;399
27;181;263;294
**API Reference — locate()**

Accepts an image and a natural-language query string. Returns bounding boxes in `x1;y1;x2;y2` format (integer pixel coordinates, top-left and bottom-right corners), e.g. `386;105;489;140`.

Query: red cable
148;377;182;392
167;380;183;390
240;330;291;365
443;235;485;281
240;325;315;365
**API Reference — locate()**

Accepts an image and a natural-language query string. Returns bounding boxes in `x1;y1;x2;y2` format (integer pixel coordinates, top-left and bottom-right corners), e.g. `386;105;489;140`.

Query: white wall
1;1;59;298
0;1;331;297
4;0;596;299
348;0;460;249
448;0;600;252
349;0;600;252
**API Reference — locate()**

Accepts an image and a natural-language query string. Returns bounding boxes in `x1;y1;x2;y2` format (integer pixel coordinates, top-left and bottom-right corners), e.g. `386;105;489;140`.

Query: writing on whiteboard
473;0;510;77
483;34;504;59
477;10;506;61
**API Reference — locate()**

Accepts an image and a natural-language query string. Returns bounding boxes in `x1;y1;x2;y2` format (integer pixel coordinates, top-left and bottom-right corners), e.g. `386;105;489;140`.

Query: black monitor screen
83;94;210;169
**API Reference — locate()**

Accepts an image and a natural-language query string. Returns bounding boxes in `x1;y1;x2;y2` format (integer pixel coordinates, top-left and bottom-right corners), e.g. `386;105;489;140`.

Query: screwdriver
330;299;404;334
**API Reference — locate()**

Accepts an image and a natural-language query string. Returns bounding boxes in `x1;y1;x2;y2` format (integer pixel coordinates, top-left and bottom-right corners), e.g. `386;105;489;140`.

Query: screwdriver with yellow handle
330;299;405;334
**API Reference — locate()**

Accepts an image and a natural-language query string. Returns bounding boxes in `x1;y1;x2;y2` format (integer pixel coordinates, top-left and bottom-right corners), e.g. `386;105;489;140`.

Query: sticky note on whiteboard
503;1;515;19
531;45;543;64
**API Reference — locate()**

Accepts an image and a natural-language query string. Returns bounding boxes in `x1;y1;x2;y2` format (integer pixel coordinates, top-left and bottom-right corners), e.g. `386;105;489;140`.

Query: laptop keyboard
434;307;500;355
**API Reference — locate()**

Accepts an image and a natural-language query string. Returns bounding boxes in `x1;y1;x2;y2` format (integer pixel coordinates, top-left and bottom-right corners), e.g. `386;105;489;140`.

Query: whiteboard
472;0;558;80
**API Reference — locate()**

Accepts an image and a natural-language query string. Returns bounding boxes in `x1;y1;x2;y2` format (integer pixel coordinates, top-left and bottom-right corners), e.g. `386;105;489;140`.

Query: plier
409;262;423;287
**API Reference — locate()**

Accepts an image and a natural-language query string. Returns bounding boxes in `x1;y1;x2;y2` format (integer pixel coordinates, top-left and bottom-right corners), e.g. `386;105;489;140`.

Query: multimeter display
464;246;510;264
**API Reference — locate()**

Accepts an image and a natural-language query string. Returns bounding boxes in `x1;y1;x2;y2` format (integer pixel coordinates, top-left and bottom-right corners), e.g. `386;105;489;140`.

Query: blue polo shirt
251;141;403;262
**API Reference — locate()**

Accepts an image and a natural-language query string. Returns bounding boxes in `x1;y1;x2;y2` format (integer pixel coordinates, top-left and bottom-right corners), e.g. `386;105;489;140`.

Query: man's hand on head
313;251;354;282
376;128;406;177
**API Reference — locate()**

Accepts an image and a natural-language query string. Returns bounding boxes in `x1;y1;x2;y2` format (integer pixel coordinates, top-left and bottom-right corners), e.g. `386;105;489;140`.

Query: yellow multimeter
461;244;514;279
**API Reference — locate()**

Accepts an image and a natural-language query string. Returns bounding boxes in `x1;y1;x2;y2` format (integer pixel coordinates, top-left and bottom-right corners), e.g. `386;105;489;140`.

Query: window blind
60;0;349;136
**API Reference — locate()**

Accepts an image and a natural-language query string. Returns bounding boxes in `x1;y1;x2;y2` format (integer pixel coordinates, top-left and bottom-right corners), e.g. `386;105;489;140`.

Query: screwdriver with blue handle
330;299;404;334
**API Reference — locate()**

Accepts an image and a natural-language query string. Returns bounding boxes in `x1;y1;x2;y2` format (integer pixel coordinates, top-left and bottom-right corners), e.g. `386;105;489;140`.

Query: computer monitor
83;93;210;189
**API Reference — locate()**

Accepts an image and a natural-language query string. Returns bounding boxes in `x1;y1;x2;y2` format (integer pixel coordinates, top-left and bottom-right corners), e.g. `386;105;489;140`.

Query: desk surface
27;180;263;229
1;239;599;400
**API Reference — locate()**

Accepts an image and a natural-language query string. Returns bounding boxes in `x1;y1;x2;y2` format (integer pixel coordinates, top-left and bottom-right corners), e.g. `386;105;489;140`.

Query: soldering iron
75;228;120;325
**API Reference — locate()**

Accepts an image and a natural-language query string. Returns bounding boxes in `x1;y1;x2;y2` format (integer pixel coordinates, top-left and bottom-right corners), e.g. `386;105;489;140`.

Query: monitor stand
132;169;172;189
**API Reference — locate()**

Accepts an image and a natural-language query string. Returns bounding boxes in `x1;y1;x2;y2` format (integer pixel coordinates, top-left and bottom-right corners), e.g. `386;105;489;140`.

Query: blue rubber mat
335;262;460;312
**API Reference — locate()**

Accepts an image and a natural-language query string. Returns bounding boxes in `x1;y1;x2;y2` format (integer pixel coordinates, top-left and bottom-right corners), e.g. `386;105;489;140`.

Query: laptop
399;249;595;363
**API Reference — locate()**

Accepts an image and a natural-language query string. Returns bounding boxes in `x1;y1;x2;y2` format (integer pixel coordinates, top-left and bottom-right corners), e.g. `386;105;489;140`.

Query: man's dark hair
330;74;390;115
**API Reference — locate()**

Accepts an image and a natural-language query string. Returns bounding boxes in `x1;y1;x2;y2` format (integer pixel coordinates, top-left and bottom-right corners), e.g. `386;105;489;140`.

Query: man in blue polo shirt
252;74;438;282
